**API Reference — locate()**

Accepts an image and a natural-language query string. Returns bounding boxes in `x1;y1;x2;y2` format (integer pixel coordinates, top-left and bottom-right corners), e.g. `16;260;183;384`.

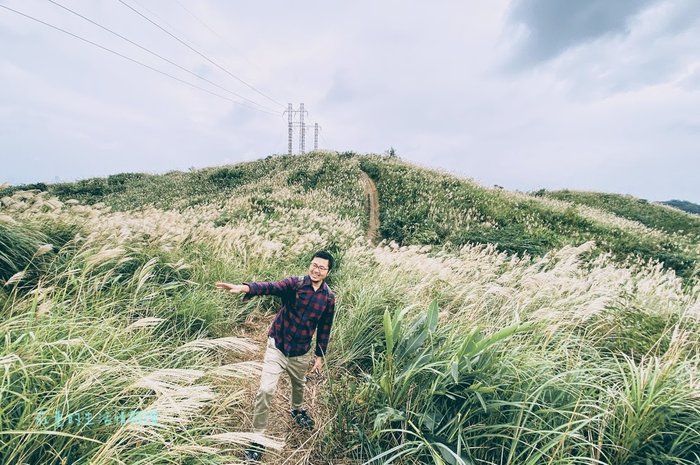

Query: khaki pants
252;337;312;432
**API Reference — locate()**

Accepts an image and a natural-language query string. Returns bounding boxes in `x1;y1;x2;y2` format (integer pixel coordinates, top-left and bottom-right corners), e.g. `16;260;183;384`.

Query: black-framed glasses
310;263;328;272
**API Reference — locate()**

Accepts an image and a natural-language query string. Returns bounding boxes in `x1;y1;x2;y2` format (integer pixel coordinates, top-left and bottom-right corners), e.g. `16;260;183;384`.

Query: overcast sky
1;0;699;202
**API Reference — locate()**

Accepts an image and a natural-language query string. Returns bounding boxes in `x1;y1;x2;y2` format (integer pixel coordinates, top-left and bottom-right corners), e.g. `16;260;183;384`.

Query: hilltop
662;199;700;216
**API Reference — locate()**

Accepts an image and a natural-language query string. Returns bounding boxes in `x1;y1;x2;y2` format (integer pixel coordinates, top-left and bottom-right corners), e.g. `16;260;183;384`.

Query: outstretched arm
215;282;250;293
215;277;297;301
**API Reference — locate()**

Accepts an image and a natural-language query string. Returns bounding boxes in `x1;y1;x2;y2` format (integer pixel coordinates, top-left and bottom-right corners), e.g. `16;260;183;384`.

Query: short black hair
311;250;334;271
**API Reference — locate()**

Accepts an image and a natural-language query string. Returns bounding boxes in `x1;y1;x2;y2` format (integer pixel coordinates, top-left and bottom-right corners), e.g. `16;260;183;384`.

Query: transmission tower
286;103;293;155
282;103;310;155
314;123;321;151
299;103;306;154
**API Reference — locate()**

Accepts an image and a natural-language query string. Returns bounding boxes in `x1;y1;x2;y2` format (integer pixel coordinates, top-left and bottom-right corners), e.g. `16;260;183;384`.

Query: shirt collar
303;274;328;293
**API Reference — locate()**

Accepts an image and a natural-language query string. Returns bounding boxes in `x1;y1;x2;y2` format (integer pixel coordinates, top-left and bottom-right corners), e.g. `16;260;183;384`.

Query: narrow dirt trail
226;315;330;465
360;171;380;244
221;172;382;463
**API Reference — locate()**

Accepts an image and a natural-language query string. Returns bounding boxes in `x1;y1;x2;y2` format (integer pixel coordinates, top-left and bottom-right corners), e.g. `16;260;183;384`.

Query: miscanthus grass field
2;152;699;464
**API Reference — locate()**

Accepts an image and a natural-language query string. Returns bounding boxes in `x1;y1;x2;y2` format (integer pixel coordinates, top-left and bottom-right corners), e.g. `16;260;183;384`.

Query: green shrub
51;178;109;204
207;167;248;188
0;183;48;196
287;167;323;191
584;298;696;360
107;172;148;189
0;220;47;284
0;219;79;293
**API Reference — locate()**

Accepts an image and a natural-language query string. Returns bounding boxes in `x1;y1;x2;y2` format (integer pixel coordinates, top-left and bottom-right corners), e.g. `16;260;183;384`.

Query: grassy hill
4;152;699;281
662;199;700;216
1;151;699;464
357;156;700;281
542;190;700;238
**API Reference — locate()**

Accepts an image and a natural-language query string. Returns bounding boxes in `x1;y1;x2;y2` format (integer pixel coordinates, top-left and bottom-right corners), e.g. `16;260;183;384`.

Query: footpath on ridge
360;170;380;245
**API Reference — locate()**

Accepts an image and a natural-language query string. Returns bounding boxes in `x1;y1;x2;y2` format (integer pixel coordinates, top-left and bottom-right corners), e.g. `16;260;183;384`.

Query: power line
130;0;267;90
45;0;278;114
173;0;262;75
124;0;275;109
0;3;278;114
117;0;286;110
129;0;187;40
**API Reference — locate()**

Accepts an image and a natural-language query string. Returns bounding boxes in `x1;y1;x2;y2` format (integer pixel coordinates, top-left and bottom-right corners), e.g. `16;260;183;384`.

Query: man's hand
310;356;324;374
215;282;250;294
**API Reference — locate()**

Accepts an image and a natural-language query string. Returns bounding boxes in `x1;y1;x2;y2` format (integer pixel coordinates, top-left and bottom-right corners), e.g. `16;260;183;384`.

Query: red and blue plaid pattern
242;275;336;357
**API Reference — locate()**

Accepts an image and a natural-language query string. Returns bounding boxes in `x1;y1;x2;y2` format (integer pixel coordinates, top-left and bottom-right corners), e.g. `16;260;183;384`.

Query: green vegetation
2;151;699;464
662;199;700;216
544;190;700;238
0;153;366;216
358;155;699;281
1;222;251;463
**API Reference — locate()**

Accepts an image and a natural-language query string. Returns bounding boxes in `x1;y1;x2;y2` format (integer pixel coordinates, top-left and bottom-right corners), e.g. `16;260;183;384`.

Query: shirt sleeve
314;294;336;357
242;276;297;302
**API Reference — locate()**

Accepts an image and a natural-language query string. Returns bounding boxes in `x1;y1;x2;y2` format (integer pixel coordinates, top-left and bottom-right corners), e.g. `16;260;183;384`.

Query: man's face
309;257;330;283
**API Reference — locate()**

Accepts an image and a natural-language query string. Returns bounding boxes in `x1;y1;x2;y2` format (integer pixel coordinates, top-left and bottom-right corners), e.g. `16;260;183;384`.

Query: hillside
2;151;699;465
542;190;700;238
358;156;699;281
3;152;699;281
663;199;700;216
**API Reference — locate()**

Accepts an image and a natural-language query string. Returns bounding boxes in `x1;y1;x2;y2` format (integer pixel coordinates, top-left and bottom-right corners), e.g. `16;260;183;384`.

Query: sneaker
291;409;315;429
243;442;264;463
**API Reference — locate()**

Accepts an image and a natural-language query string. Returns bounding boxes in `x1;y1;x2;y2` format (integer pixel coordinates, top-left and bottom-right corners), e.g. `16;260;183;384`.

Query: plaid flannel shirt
242;275;336;357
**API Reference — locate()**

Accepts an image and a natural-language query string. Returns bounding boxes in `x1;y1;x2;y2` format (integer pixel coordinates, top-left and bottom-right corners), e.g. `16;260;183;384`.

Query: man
215;250;336;462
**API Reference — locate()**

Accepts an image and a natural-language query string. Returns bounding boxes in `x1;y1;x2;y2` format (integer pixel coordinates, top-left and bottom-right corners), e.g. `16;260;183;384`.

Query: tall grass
322;240;700;464
0;197;291;464
3;153;700;464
